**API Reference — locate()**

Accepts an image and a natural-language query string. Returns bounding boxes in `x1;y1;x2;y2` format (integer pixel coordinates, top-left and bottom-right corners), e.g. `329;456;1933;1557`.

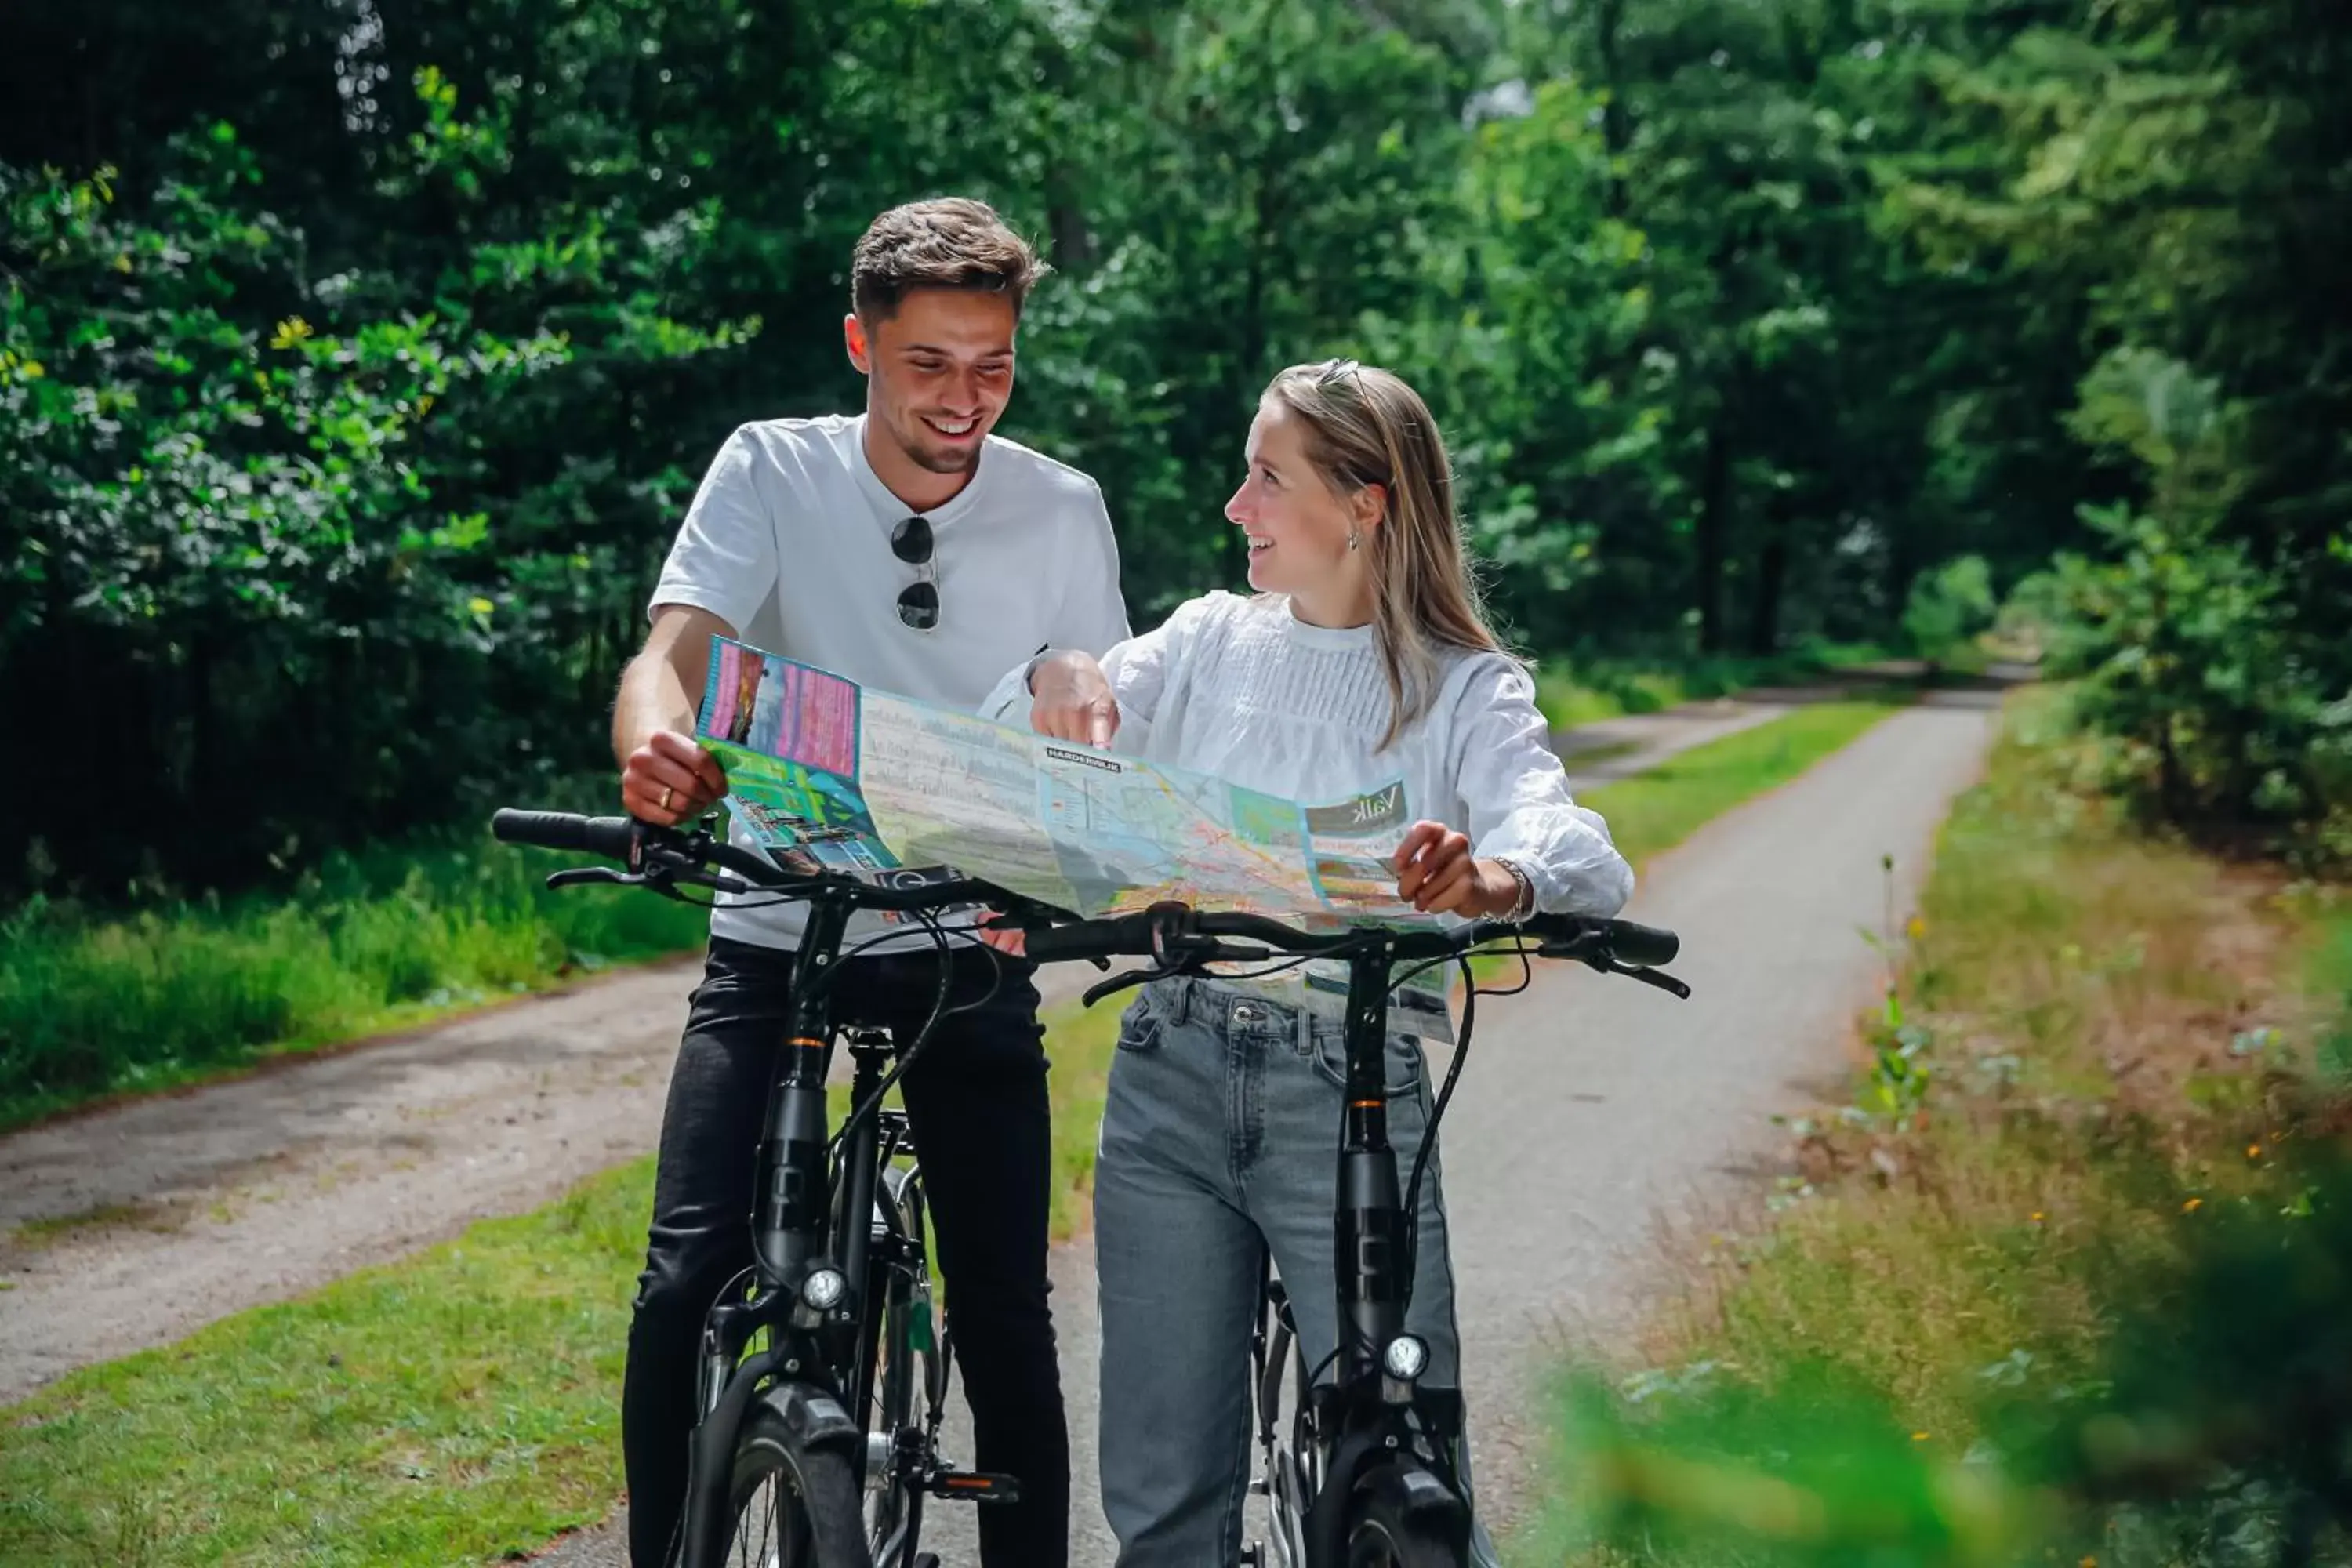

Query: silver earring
1348;527;1360;552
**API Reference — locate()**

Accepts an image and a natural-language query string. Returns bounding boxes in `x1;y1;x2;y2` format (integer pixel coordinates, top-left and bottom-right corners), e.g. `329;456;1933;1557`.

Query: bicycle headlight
800;1266;848;1312
1381;1334;1429;1382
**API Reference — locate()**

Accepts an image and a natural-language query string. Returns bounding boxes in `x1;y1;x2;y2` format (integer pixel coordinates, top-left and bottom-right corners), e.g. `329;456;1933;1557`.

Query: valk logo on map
1304;782;1406;837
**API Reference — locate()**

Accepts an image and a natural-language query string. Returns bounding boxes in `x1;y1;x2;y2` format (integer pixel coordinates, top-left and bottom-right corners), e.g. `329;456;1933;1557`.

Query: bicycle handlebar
492;808;641;862
1023;902;1679;970
488;808;1043;918
493;807;1687;996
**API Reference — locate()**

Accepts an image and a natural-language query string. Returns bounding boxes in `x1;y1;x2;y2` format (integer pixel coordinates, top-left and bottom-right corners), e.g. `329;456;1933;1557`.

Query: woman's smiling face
1225;402;1366;610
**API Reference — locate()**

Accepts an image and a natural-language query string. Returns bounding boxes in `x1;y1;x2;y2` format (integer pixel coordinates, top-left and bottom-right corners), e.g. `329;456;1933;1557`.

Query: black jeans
622;935;1069;1567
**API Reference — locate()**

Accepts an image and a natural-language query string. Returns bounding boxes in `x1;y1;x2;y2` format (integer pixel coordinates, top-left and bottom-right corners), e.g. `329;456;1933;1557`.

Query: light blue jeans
1093;976;1501;1567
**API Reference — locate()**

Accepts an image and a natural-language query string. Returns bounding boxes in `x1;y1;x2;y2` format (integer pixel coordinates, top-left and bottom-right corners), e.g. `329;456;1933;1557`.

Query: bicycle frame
677;891;882;1566
1275;939;1475;1566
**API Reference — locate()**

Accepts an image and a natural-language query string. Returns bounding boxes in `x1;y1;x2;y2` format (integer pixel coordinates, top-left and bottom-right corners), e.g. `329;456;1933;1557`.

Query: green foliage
1892;1;2352;855
4;0;2349;903
1900;556;1997;663
1548;1149;2352;1568
1535;642;1886;729
0;72;749;902
2037;350;2352;851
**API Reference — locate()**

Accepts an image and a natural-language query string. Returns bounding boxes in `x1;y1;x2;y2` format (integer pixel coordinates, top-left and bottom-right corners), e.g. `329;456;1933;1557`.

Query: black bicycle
1016;899;1690;1568
490;808;1054;1568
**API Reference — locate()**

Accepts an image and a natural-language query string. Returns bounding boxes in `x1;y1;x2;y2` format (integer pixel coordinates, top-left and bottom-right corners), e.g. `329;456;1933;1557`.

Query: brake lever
670;865;753;898
1614;963;1691;1000
1077;938;1274;1007
1535;935;1692;1000
1082;964;1170;1009
546;866;636;891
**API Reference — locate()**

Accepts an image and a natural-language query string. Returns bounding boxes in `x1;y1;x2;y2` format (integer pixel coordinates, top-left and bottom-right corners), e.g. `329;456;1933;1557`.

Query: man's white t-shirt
649;413;1132;953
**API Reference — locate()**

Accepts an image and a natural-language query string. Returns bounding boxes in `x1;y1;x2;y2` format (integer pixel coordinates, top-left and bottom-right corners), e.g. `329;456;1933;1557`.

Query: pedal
1240;1544;1265;1567
927;1468;1022;1504
913;1556;940;1568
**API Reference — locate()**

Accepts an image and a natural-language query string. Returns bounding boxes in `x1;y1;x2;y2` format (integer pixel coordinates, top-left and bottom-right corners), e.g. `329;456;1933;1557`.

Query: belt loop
1294;1003;1313;1060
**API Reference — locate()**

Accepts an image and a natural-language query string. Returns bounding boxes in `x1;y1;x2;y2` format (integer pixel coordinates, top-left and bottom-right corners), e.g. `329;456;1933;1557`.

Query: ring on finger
660;785;675;812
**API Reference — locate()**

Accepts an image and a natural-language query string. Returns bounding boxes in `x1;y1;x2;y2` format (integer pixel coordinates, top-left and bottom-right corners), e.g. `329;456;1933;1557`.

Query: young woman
984;360;1634;1566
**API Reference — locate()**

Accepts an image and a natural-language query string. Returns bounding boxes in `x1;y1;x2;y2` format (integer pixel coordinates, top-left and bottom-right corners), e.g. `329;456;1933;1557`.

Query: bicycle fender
753;1379;862;1457
1305;1440;1471;1565
1363;1458;1468;1525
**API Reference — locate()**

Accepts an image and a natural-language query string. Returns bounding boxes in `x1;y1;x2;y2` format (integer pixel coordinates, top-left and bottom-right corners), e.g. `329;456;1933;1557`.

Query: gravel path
1436;684;1998;1529
0;677;1998;1566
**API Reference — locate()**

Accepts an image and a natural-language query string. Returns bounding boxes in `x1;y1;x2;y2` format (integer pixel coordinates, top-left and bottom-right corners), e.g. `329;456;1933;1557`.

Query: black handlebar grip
491;810;639;862
1605;919;1679;967
1024;912;1157;963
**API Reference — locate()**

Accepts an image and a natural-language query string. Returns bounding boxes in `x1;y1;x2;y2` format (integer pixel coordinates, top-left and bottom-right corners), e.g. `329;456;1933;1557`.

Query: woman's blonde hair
1261;358;1505;748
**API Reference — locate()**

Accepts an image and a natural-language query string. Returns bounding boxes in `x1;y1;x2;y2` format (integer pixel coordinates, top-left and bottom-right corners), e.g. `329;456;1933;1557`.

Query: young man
611;196;1128;1568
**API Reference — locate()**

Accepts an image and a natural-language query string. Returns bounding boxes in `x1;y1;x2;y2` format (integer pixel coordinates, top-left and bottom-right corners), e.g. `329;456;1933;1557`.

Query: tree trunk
1695;419;1733;654
1749;496;1789;655
1229;150;1274;587
1595;0;1629;217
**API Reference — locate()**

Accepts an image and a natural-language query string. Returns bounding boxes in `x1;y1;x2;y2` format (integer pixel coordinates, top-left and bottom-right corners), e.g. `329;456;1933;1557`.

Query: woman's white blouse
981;590;1633;918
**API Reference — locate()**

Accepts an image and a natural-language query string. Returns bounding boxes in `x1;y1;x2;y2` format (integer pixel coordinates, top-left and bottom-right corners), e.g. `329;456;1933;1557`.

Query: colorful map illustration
695;637;1454;1033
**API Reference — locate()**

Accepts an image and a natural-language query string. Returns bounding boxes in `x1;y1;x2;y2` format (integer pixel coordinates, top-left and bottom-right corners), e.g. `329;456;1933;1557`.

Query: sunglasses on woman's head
892;515;939;630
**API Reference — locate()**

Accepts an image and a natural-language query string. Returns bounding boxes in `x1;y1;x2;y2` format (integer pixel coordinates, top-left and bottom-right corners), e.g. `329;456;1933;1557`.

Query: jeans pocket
1114;992;1167;1055
1309;1029;1422;1098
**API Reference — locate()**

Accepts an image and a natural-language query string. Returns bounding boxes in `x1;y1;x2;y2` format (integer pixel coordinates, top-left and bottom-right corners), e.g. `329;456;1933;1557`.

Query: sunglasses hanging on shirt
892;515;939;630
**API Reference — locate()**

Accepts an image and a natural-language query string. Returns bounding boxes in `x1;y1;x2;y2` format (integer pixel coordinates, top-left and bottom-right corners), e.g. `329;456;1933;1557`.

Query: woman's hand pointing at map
1029;649;1120;749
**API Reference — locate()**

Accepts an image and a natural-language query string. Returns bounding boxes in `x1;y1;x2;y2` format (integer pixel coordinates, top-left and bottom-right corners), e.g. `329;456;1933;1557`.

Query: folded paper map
694;635;1454;1036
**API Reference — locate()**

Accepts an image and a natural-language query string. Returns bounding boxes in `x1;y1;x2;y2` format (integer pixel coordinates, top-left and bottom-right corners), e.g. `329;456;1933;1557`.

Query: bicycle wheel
862;1276;931;1562
726;1403;873;1568
863;1171;937;1565
1344;1490;1467;1568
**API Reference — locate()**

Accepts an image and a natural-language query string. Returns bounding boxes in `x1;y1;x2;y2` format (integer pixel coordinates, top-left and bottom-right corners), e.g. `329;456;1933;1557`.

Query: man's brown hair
851;198;1050;321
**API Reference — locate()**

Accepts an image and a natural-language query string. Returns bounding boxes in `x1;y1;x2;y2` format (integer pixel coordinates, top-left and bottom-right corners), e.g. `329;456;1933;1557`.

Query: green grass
0;692;1917;1566
11;1201;179;1247
0;829;712;1131
1;1159;653;1566
1534;641;1889;731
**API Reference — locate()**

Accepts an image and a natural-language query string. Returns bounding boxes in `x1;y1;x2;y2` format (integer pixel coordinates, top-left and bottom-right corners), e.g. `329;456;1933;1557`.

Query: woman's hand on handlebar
1392;821;1520;918
622;729;730;826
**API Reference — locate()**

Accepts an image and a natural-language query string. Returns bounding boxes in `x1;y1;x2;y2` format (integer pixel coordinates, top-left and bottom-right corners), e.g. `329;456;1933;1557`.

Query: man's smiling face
848;288;1018;477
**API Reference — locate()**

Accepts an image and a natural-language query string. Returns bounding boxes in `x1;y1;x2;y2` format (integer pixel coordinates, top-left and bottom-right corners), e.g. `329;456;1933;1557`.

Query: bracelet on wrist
1500;859;1537;922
